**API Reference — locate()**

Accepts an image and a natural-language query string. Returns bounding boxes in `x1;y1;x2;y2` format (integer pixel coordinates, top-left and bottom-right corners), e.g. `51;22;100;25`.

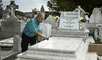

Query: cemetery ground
0;47;21;60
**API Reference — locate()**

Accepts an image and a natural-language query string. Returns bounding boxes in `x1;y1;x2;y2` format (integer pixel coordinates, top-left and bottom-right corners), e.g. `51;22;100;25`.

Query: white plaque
59;12;80;30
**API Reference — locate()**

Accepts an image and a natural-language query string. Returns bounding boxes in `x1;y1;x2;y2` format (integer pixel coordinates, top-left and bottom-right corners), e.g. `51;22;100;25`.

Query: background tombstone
89;8;102;23
88;7;102;39
7;1;18;17
59;11;80;30
32;8;39;18
3;9;10;20
1;1;26;38
42;15;53;24
40;5;45;15
13;35;21;52
39;23;51;41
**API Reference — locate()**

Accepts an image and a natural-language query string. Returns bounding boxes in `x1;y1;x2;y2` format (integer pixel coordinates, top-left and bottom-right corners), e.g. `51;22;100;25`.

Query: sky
2;0;49;12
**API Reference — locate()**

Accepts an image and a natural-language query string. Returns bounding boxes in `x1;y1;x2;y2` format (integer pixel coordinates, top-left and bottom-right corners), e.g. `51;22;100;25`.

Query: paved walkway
1;47;21;60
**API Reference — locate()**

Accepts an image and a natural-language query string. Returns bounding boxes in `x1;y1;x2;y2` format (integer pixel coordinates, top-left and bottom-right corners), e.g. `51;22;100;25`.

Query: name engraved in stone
59;12;79;29
65;17;78;20
3;22;18;27
61;16;78;19
63;22;75;24
65;13;78;15
64;25;73;28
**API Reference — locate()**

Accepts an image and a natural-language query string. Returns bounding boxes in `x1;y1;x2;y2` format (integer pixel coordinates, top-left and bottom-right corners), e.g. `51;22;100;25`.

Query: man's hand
45;38;49;40
34;32;49;40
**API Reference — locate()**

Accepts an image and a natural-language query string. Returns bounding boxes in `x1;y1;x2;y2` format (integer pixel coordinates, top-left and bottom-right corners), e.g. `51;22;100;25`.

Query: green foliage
47;0;102;16
15;11;25;17
0;1;3;19
0;28;1;31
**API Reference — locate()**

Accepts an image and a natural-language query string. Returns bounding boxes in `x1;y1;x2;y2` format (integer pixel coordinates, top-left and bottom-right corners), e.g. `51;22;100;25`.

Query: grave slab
17;37;91;60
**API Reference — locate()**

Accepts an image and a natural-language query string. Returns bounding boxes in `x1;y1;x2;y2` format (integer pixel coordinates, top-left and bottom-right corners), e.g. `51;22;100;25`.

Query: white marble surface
17;37;93;60
29;37;83;52
59;12;79;30
0;37;13;47
0;37;13;44
39;23;51;38
87;52;97;60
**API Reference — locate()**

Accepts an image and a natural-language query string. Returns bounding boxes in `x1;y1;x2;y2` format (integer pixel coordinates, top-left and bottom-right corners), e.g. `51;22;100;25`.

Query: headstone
7;1;18;17
39;23;51;41
1;1;19;32
40;5;45;15
1;1;26;38
59;11;80;30
42;15;53;24
89;8;102;23
13;35;21;52
51;7;89;38
3;9;10;20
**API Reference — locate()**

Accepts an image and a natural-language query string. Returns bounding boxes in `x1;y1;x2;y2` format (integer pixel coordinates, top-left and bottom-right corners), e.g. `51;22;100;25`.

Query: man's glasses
41;18;44;20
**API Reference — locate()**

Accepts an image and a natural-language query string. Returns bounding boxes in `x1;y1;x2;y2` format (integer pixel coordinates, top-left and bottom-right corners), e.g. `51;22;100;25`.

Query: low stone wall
88;44;102;55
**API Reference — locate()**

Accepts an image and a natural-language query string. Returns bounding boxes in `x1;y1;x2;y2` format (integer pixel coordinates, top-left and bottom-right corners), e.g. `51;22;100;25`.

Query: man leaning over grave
21;12;49;52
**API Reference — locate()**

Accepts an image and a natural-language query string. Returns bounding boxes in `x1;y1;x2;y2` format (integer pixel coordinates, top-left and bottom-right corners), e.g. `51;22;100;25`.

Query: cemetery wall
88;44;102;55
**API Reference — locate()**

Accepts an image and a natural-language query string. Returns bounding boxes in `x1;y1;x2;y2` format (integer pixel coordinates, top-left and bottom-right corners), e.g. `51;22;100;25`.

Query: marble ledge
29;37;83;53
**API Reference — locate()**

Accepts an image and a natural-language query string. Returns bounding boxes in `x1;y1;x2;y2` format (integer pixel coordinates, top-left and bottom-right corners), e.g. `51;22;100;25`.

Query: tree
47;0;102;16
0;0;3;19
15;10;26;17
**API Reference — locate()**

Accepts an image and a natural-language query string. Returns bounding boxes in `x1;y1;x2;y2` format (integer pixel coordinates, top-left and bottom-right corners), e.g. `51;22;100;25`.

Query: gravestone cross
7;1;18;16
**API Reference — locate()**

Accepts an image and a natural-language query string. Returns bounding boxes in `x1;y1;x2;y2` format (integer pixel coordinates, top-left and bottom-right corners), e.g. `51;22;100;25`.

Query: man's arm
34;32;49;40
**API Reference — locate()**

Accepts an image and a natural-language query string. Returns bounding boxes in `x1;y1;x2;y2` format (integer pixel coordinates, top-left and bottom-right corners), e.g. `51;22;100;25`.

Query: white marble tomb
39;23;51;38
42;15;53;24
0;37;13;47
51;11;89;38
59;11;80;30
17;37;97;60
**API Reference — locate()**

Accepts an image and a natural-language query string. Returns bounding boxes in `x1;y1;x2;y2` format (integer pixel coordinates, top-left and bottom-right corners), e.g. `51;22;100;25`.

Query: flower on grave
84;12;89;15
79;17;89;22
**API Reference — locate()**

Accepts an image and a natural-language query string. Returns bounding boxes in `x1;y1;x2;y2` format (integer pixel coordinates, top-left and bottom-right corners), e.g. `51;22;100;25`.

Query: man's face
38;14;45;23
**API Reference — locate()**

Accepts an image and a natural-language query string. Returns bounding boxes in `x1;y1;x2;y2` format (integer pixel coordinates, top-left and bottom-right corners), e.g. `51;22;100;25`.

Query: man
21;12;49;52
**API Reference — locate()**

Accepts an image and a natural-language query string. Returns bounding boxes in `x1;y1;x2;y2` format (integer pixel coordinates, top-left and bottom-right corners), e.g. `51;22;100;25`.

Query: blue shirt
23;17;40;37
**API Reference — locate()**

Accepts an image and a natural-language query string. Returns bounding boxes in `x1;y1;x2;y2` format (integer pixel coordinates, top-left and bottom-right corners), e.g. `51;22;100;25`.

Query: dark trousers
21;32;37;52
